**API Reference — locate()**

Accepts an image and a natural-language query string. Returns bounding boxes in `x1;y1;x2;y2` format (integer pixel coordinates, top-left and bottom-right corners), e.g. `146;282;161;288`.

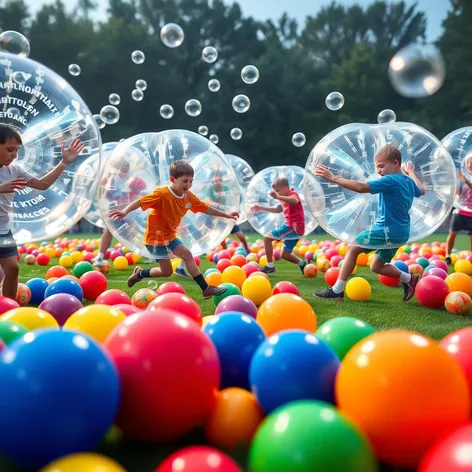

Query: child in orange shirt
110;160;239;298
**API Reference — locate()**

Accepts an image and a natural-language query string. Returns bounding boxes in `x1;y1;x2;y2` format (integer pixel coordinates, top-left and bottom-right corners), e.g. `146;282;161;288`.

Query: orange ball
356;252;369;266
230;254;247;268
221;266;247;289
257;293;317;336
46;265;68;280
205;271;222;286
204;388;265;449
303;263;318;278
336;330;469;469
445;272;472;297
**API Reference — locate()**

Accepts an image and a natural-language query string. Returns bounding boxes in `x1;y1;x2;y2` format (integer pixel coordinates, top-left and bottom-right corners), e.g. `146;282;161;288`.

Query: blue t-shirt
368;174;421;241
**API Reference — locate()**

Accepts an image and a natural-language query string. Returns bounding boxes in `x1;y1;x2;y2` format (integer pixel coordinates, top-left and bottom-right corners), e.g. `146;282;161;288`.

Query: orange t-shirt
140;186;208;246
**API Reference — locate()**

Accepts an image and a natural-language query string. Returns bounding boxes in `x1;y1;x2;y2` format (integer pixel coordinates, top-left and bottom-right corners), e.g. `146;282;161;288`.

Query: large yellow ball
171;258;182;271
45;247;56;258
40;453;126;472
113;256;129;271
454;259;472;275
221;265;247;289
0;307;59;331
242;275;272;306
259;255;268;268
71;251;83;263
59;255;73;268
345;277;371;301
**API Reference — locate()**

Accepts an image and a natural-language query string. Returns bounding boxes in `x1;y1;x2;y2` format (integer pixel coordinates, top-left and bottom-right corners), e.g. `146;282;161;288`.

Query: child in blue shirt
314;143;425;302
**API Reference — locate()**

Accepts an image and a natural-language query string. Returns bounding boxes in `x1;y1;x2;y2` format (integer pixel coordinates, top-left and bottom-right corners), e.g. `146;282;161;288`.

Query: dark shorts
450;212;472;234
355;229;406;263
230;224;241;234
145;238;182;260
0;231;18;258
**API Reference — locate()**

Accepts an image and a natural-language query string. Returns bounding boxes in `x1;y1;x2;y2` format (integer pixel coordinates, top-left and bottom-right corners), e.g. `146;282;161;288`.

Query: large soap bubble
244;166;321;239
0;51;100;244
98;130;240;257
305;122;457;248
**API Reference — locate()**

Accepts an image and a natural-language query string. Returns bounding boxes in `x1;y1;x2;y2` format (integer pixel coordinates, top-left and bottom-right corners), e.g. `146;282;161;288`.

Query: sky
28;0;451;41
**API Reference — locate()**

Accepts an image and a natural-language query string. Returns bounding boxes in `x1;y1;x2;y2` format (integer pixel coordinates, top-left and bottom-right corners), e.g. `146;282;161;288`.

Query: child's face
0;138;21;166
465;155;472;173
171;174;193;194
212;176;223;189
273;182;290;196
375;154;399;176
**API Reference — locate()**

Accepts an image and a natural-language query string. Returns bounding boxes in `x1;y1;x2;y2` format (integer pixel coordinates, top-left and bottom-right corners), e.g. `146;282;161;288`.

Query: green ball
73;261;94;278
249;401;377;472
316;317;376;360
416;257;429;269
402;245;411;254
212;283;241;307
0;320;29;345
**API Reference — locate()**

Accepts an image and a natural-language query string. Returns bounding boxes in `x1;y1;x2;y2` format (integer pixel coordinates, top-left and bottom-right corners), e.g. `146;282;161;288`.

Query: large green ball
0;321;29;345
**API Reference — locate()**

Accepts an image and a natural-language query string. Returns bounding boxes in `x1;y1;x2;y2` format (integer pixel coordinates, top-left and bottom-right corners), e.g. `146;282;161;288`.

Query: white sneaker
92;257;104;267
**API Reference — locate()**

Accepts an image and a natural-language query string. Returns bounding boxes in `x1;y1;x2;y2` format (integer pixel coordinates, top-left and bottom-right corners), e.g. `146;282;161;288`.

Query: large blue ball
203;312;265;389
0;329;119;469
25;277;49;305
249;330;340;414
392;260;409;273
44;278;83;302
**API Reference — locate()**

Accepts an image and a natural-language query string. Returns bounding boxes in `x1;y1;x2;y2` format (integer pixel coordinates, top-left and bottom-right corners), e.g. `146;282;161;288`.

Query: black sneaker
445;256;452;265
403;274;419;302
261;266;276;274
314;287;344;300
299;261;308;275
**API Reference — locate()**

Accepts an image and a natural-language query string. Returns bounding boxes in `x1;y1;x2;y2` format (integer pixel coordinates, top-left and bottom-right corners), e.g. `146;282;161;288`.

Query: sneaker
175;266;190;278
445;256;452;265
314;287;344;300
261;266;276;274
403;274;419;302
92;257;104;267
203;285;227;299
128;266;143;288
299;261;308;275
144;257;155;264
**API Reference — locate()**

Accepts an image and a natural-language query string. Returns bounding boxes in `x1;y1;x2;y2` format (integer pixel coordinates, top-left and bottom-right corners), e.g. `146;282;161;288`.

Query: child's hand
0;178;26;194
250;204;261;212
404;162;415;175
226;211;240;220
315;165;334;181
61;138;85;164
109;209;127;220
268;190;278;199
458;171;466;183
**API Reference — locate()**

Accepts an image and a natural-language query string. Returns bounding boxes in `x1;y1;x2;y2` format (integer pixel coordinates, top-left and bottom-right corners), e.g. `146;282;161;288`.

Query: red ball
272;281;299;296
156;282;186;296
155;446;242;472
378;274;400;287
105;310;220;442
149;293;202;326
428;259;448;273
113;303;141;316
242;263;259;278
96;289;131;306
110;250;122;261
26;246;35;255
216;259;232;272
105;249;111;259
325;267;341;286
125;253;135;265
415;275;450;309
36;253;50;266
218;250;231;261
330;255;343;268
230;254;246;267
0;296;20;315
82;252;94;262
79;271;108;301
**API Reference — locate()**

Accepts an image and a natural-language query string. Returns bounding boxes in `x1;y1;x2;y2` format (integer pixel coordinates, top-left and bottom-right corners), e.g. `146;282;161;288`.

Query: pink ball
273;249;281;260
114;304;141;316
429;259;448;273
423;268;448;280
110;250;122;261
242;263;259;278
193;256;200;266
330;255;343;267
156;282;186;296
304;251;314;261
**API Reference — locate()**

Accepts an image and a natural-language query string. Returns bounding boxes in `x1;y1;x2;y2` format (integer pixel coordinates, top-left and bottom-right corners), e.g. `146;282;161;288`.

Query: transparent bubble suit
243;165;321;239
305;122;457;248
0;51;100;243
98;131;240;257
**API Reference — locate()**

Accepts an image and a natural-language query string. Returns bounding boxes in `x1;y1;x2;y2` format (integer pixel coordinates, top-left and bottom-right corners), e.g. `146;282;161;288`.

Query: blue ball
0;329;119;469
44;278;83;302
203;312;265;390
249;330;340;414
25;278;49;305
392;260;409;273
203;268;220;278
213;253;219;263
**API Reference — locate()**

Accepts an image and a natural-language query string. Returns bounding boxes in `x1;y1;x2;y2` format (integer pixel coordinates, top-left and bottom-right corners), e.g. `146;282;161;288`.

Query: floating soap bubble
292;132;306;147
198;125;208;136
209;134;219;144
132;89;144;102
185;99;202;117
232;94;250;113
93;114;106;130
160;23;185;48
244;166;320;239
226;154;255;224
100;105;120;125
388;44;445;98
148;280;158;290
230;128;242;140
208;79;221;92
136;79;147;91
241;65;259;84
377;109;396;124
131;50;145;64
109;93;121;106
0;31;30;57
0;51;100;244
202;46;218;63
98;130;240;257
160;104;174;119
325;92;344;111
68;64;81;76
305;122;457;248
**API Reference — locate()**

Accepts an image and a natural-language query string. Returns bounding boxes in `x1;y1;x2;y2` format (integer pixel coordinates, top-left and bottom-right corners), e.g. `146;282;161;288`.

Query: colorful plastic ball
25;278;49;305
409;263;424;275
345;277;371;301
95;261;111;275
63;275;81;283
316;257;330;272
40;453;126;472
257;294;316;336
36;253;50;266
272;280;299;296
202;315;218;327
96;289;131;306
46;265;68;280
241;276;272;306
155;446;242;472
205;271;222;286
444;291;472;315
303;263;318;278
0;307;59;331
110;250;122;261
242;263;259;278
71;251;83;263
203;312;265;389
156;282;186;296
415;275;449;309
445;272;472;296
378;273;400;287
428;259;448;273
416;257;430;269
454;258;472;275
0;320;28;345
221;266;247;289
214;295;258;318
423;267;448;280
393;260;409;273
216;259;232;272
213;283;242;307
324;267;340;286
59;255;73;268
113;304;140;316
204;268;220;277
73;261;94;278
0;296;19;316
24;254;36;265
250;331;340;413
44;278;83;302
204;387;265;450
113;256;129;271
105;310;220;442
131;288;158;309
39;294;83;326
249;401;377;472
336;330;470;469
249;271;270;280
316;317;376;360
231;254;247;267
149;293;203;326
330;255;343;267
0;330;119;470
79;271;108;301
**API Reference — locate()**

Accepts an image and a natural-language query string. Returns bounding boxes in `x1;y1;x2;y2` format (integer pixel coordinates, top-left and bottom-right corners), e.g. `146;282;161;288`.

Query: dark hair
377;143;401;164
170;160;194;179
0;123;22;145
272;176;289;188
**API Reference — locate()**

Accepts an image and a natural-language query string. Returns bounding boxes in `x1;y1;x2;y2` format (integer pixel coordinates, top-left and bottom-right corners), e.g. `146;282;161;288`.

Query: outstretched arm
404;162;425;195
250;204;284;213
109;199;141;220
205;206;239;219
315;165;371;193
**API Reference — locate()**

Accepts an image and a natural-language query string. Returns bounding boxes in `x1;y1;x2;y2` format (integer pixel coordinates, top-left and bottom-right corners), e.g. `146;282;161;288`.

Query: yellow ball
0;307;59;331
338;244;348;257
71;251;83;263
45;247;56;258
242;275;272;306
205;271;222;286
345;277;372;301
40;453;126;472
451;253;460;265
202;315;218;328
246;253;258;263
59;255;73;268
113;256;129;271
63;305;126;343
131;253;141;263
259;255;268;268
454;259;472;275
221;266;247;289
171;258;182;271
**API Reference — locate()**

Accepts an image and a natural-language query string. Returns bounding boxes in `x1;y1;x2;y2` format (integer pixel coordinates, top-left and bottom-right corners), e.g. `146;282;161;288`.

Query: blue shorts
145;238;182;260
355;230;406;263
271;224;302;253
230;224;241;234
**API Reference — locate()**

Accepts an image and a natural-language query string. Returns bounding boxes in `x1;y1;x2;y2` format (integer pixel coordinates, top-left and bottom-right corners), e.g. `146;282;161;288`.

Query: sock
266;262;275;268
399;271;411;284
138;268;152;279
297;259;305;266
95;252;104;260
332;279;346;294
194;274;209;290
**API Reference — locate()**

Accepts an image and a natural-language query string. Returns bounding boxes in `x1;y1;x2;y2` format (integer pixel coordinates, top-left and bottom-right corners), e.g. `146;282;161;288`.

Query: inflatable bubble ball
305;122;456;248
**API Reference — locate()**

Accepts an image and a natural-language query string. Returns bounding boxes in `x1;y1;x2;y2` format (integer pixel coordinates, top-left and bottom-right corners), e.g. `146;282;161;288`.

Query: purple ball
39;293;83;326
422;267;448;280
215;295;258;318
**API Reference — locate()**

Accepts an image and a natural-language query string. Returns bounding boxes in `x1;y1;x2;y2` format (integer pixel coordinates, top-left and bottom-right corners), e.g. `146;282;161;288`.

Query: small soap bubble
198;125;209;136
136;79;147;91
132;89;144;102
202;46;218;63
148;280;158;290
292;132;306;147
209;134;219;144
232;94;251;113
100;105;120;125
185;99;202;117
325;91;345;111
68;64;81;76
208;79;221;92
377;109;397;124
160;23;185;48
231;128;243;140
241;65;259;84
109;93;121;106
160;104;174;119
131;50;145;64
93;114;106;130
